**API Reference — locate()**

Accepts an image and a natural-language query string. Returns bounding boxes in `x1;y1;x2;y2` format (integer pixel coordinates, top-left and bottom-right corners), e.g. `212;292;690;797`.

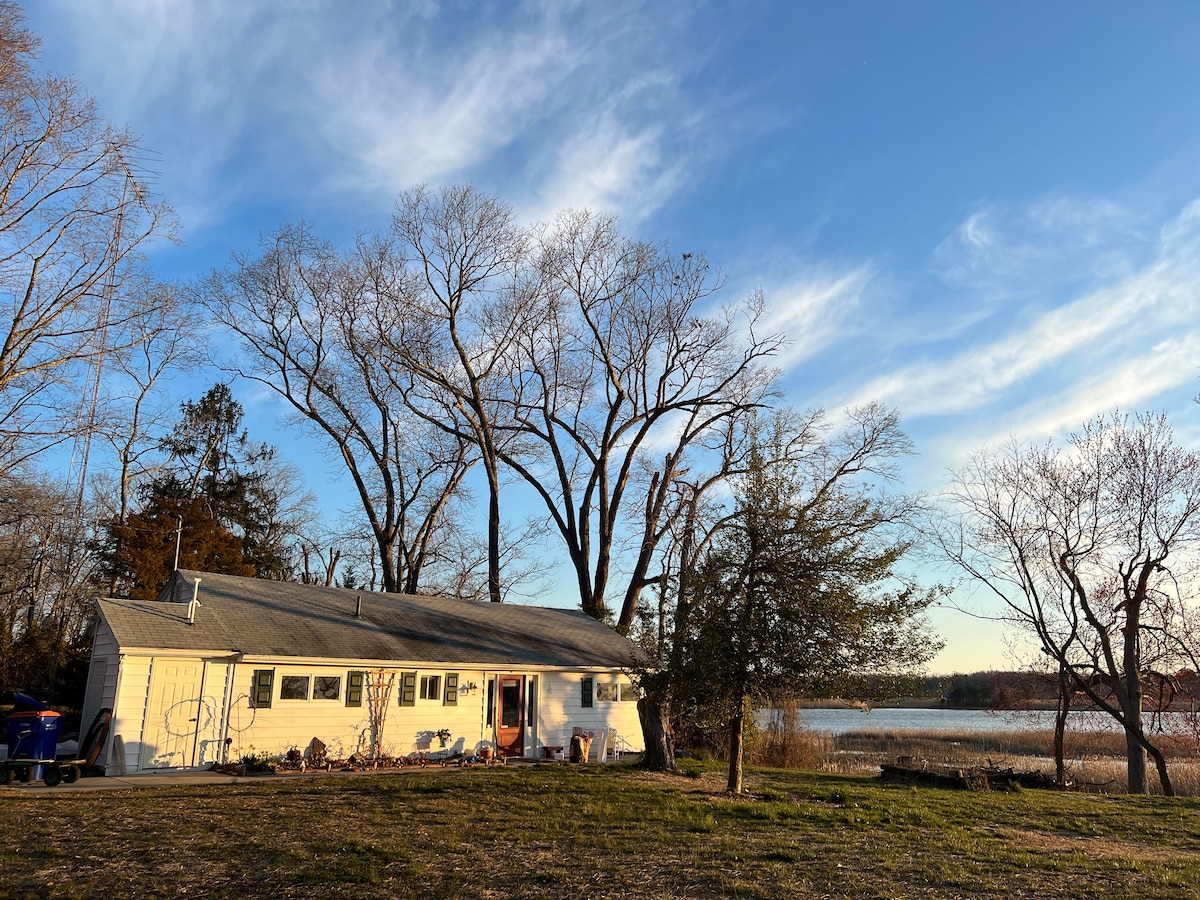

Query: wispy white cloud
760;266;875;369
844;196;1200;433
992;332;1200;445
934;195;1152;292
522;95;686;226
31;1;717;236
310;9;584;193
739;189;1200;509
29;0;293;230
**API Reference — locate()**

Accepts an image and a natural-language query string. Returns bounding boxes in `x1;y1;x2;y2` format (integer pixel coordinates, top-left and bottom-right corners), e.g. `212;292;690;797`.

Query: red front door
496;676;524;757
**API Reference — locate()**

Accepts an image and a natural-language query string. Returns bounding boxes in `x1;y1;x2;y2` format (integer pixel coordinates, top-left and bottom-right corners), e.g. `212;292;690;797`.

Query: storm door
496;675;524;757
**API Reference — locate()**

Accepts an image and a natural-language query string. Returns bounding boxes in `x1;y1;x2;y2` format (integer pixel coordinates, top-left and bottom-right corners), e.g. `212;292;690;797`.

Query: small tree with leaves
666;409;942;791
97;384;312;595
96;493;253;601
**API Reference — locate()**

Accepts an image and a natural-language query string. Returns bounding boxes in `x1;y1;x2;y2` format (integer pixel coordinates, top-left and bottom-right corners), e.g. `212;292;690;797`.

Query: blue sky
25;1;1200;673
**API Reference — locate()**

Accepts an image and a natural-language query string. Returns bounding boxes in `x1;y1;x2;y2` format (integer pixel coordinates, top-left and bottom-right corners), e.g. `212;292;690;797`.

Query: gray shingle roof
97;570;640;670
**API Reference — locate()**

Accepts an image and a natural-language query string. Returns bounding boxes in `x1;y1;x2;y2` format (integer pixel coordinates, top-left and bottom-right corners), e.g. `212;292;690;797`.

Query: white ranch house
82;570;645;774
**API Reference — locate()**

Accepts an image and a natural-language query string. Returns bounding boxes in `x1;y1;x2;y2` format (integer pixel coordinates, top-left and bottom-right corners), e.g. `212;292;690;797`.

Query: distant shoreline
800;698;1055;711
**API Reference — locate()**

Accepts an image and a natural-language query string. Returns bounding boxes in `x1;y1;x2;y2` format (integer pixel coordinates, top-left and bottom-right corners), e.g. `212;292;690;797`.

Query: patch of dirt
986;826;1200;863
629;766;780;800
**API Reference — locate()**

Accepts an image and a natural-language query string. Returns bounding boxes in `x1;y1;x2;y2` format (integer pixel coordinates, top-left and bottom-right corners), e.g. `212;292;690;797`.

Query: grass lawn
3;762;1200;899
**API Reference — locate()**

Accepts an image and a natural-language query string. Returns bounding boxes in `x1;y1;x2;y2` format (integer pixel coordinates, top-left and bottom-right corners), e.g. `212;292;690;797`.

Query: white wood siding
107;654;153;775
98;654;643;771
537;672;644;759
225;665;491;762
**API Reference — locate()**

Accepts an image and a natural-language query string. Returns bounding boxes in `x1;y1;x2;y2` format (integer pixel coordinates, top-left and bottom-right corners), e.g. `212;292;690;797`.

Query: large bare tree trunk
1125;723;1148;794
636;693;676;773
486;465;502;603
726;696;747;794
1148;741;1173;797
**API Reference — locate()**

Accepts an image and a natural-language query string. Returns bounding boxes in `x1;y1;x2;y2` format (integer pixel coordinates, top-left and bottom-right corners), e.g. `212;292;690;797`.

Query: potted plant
238;749;277;775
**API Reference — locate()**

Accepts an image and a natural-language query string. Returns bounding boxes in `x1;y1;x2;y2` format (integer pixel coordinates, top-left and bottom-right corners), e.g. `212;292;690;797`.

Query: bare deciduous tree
0;3;174;461
499;210;783;629
380;184;528;604
0;471;99;702
200;222;475;595
93;283;203;530
208;190;785;624
937;411;1200;795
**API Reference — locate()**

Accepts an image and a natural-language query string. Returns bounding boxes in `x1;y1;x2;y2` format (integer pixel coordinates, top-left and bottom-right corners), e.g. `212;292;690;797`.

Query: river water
792;707;1121;734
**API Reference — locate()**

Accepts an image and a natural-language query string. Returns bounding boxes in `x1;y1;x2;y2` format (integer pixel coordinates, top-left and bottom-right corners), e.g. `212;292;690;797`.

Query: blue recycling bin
5;692;62;780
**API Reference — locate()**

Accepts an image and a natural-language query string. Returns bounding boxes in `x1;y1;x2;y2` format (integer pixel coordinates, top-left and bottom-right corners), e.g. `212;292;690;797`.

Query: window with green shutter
444;673;459;706
346;671;365;707
252;669;274;708
399;671;417;707
581;675;593;708
420;674;442;700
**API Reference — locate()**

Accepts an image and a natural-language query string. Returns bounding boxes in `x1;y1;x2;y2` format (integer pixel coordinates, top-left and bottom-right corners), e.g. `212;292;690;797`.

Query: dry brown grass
749;701;833;770
6;763;1200;898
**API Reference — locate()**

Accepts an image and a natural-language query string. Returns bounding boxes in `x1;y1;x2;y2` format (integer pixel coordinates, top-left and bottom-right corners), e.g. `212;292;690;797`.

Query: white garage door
140;659;204;770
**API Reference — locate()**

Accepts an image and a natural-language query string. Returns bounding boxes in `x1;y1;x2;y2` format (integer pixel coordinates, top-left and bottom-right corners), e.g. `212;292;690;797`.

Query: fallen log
879;761;1070;791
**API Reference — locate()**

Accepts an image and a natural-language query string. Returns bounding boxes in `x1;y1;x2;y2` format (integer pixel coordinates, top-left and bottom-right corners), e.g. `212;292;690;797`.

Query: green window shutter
346;671;364;707
253;669;274;708
581;676;593;708
399;671;417;707
444;673;459;706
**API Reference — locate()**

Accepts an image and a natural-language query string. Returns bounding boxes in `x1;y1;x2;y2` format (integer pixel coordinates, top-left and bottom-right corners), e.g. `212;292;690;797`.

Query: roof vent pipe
187;577;202;625
355;595;362;618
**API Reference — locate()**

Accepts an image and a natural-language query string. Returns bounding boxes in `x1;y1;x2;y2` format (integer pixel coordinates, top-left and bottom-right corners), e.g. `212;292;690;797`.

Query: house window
314;676;341;700
619;683;640;702
486;678;496;725
580;676;593;708
596;683;618;702
280;675;311;700
399;671;417;707
444;673;459;706
345;671;365;707
252;669;274;708
420;675;442;700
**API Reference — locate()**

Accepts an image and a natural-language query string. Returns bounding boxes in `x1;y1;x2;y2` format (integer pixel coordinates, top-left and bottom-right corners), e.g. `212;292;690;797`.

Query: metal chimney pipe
187;577;202;625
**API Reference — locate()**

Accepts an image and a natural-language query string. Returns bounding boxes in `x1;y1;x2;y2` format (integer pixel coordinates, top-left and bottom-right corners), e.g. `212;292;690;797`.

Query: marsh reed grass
748;702;1200;795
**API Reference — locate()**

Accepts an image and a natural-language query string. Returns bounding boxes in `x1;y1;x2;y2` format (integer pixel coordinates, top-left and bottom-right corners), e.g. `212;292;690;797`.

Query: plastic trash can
6;692;62;781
